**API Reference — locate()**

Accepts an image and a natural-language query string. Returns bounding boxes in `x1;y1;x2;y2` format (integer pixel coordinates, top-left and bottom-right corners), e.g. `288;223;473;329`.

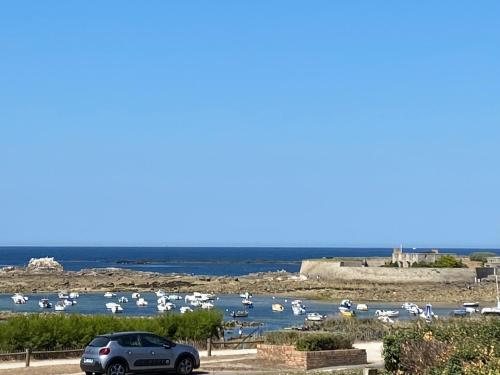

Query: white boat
38;299;52;308
463;302;480;308
306;312;325;322
190;300;202;307
111;305;123;314
136;298;148;307
157;302;176;312
180;306;193;314
201;302;214;310
118;296;129;304
156;290;166;297
339;299;353;312
419;304;438;322
356;303;368;311
272;303;285;312
58;292;69;299
63;299;76;307
157;296;168;305
378;315;394;324
104;292;116;298
11;293;28;304
375;310;399;318
168;294;183;301
292;304;306;315
481;271;500;316
240;292;252;299
131;292;141;299
185;292;214;303
54;301;66;311
69;292;79;299
106;302;120;309
241;298;253;307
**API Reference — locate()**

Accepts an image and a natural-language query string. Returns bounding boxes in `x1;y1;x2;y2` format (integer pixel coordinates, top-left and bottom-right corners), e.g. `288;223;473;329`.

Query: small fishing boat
452;309;469;317
230;310;249;318
11;293;28;304
419;304;438;322
340;310;356;317
69;292;79;299
463;302;480;308
190;300;202;307
38;299;52;308
156;290;166;297
157;296;168;305
240;292;252;299
105;302;123;313
54;301;66;311
104;292;116;298
241;298;253;307
356;303;368;311
306;312;325;322
377;315;394;324
180;306;193;314
118;296;129;304
201;302;214;310
338;299;353;312
136;298;148;306
63;299;75;307
168;294;183;301
58;292;69;299
375;310;399;318
157;302;176;312
292;304;306;315
131;292;141;299
272;303;285;312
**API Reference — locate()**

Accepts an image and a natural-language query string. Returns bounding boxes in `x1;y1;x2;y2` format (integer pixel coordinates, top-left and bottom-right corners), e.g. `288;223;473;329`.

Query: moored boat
157;302;175;312
38;299;52;308
180;306;193;314
241;298;253;307
272;303;285;312
356;303;368;311
131;292;141;299
375;310;399;318
54;301;66;311
230;310;249;318
340;310;356;317
306;312;325;322
118;296;129;304
136;298;148;306
104;292;116;298
11;293;28;304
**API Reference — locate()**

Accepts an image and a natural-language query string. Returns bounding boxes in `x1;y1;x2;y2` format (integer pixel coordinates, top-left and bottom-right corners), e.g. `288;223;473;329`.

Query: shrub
318;317;391;341
383;318;500;374
264;331;353;351
0;310;223;351
469;252;496;262
412;255;467;268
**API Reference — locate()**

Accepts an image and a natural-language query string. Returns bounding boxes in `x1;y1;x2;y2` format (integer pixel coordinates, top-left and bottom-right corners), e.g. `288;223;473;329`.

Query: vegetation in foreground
383;318;500;374
316;316;394;341
264;330;353;351
0;310;222;351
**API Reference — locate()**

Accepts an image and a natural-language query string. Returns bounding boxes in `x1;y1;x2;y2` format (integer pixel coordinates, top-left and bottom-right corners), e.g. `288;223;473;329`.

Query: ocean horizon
1;246;498;276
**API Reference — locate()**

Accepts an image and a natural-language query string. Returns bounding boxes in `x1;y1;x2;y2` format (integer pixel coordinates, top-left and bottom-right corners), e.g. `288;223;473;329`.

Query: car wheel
106;361;127;375
175;355;194;375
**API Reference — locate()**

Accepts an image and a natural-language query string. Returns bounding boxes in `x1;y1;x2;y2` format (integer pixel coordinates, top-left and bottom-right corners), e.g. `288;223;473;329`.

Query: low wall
257;344;367;370
300;260;476;283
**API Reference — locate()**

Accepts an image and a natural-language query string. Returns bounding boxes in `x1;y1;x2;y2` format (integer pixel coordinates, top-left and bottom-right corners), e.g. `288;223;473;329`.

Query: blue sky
1;1;499;247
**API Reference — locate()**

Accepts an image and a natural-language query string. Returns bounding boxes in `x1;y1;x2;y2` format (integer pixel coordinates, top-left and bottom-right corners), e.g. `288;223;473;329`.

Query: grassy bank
0;310;223;352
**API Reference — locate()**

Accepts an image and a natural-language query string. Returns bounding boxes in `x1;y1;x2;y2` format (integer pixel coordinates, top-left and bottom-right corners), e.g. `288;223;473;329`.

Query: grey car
80;331;200;375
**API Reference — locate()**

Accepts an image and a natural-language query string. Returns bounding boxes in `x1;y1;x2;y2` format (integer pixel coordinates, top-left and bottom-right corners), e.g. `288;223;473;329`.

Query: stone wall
300;260;475;283
257;344;367;370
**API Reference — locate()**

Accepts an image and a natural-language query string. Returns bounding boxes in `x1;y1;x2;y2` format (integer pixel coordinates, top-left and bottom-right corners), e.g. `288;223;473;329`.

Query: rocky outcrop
26;257;63;272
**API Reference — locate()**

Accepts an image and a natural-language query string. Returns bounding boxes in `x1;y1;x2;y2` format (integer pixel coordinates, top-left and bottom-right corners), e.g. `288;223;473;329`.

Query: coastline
0;267;497;304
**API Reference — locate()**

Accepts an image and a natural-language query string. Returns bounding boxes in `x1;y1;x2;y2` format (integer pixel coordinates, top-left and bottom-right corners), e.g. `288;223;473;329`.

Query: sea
0;246;495;276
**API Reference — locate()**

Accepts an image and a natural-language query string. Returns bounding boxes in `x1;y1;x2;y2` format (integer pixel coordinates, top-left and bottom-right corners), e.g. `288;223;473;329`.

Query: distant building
392;248;457;268
485;257;500;269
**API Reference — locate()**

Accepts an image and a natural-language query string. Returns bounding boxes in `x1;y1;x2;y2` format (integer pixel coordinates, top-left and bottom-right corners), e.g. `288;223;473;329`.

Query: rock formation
26;257;63;272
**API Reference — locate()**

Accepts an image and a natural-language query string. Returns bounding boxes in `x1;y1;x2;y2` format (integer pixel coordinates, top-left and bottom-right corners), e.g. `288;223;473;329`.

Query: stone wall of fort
300;260;475;283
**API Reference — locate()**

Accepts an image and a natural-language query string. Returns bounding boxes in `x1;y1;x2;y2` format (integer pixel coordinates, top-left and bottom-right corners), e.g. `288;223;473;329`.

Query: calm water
1;247;494;276
0;292;465;335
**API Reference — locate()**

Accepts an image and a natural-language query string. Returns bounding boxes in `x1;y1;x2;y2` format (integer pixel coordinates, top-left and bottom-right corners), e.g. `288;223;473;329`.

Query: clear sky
1;1;499;248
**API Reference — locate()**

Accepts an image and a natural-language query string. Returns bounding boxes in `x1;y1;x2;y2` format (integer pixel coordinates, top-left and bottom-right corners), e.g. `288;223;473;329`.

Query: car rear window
88;336;110;347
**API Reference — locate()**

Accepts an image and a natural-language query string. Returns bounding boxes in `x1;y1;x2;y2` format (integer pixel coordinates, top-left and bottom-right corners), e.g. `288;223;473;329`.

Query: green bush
318;317;391;341
383;318;500;374
0;310;223;351
469;252;496;262
264;331;353;351
412;255;467;268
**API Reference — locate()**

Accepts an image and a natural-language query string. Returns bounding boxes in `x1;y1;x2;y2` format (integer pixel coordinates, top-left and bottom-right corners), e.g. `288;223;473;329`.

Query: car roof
98;331;157;339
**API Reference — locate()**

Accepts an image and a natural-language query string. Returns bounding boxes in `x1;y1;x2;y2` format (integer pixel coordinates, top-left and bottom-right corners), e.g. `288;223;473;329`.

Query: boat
38;299;52;308
356;303;368;311
272;303;285;312
190;300;202;307
157;302;176;312
54;301;66;311
338;299;353;312
58;292;69;299
11;293;28;304
136;298;148;306
156;290;166;297
201;302;214;310
463;302;480;308
69;292;79;299
118;296;129;304
292;304;306;315
180;306;193;314
111;305;123;314
104;292;116;298
131;292;141;299
375;310;399;318
419;304;438;322
157;296;168;305
239;292;252;299
452;309;469;317
230;310;249;318
340;310;356;317
63;299;76;307
168;294;183;301
377;315;394;324
241;298;254;307
306;312;325;322
185;292;214;303
481;271;500;316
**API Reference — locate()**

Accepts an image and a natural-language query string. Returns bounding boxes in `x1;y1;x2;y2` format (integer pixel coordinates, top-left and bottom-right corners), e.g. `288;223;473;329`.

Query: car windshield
88;336;110;347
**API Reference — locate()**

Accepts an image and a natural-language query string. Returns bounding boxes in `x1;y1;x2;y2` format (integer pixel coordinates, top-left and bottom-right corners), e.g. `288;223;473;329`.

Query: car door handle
151;351;155;355
127;351;132;355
